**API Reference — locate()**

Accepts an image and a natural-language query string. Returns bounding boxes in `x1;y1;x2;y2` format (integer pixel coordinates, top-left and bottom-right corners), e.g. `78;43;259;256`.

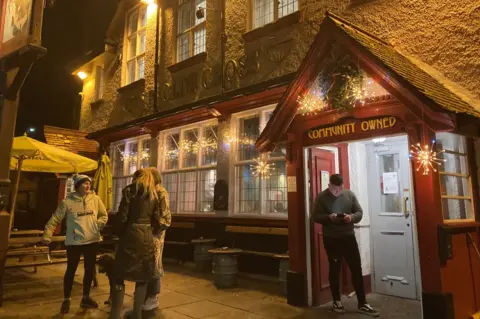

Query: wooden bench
225;225;289;294
164;222;195;263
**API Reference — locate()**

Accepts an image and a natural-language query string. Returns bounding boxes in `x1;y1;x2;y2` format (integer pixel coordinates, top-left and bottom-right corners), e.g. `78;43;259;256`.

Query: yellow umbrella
9;135;98;234
93;154;113;212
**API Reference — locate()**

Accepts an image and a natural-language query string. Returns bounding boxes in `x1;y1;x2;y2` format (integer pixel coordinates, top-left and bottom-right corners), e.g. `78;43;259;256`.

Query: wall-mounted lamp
77;71;87;80
141;0;156;5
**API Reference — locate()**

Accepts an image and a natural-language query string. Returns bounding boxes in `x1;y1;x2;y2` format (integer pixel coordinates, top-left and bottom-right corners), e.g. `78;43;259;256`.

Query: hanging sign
307;116;398;140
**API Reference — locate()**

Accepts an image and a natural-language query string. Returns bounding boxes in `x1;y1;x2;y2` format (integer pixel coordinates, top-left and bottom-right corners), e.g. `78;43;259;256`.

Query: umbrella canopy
93;154;113;212
10;135;98;173
8;135;98;236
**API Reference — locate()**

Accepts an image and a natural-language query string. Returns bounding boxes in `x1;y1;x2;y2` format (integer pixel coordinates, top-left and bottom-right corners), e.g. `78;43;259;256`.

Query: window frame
160;119;218;215
436;132;476;223
123;4;147;86
229;105;288;218
110;134;152;212
94;65;104;101
176;0;207;63
250;0;299;30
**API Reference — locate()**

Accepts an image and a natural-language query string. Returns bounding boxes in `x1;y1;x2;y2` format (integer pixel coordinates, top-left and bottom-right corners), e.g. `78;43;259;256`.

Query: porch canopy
256;12;480;152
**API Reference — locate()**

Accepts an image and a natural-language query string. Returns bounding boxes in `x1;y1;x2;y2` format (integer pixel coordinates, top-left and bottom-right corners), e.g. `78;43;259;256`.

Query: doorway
307;134;421;306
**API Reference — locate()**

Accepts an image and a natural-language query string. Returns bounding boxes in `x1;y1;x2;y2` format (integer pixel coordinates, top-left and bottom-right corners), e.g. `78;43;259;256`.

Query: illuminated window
125;5;147;85
177;0;206;62
252;0;298;29
161;120;217;214
111;136;151;211
231;106;287;216
436;132;475;221
94;66;104;101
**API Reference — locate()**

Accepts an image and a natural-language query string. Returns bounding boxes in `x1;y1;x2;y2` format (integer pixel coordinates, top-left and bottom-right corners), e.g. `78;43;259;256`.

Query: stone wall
78;0;480;134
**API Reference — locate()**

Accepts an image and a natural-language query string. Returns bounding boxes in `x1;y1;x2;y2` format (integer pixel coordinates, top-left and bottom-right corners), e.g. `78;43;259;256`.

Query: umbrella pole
8;157;24;237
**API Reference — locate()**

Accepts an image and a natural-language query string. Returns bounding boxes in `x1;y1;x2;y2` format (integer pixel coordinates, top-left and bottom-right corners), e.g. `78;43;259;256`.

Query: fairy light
409;140;446;176
251;156;274;178
297;90;325;115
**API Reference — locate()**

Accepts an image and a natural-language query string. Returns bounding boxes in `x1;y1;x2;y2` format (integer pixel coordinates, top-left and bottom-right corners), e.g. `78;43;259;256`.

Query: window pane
436;132;467;154
442;198;473;220
113;176;133;212
128;10;138;35
195;0;206;25
379;153;401;212
278;0;298;18
199;169;216;212
238;115;259;161
202;125;217;166
194;27;206;55
128;142;138;175
138;31;146;54
178;2;192;33
128;36;137;59
137;56;145;80
266;161;288;214
440;175;470;197
163;173;178;213
179;171;197;212
114;144;125;176
177;33;190;62
165;134;179;170
140;139;151;168
254;0;274;29
127;60;136;84
235;164;260;214
182;129;199;168
438;152;468;175
139;6;147;28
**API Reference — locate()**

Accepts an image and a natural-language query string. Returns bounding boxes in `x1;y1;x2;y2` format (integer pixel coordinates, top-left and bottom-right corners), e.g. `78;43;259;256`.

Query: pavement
0;260;421;318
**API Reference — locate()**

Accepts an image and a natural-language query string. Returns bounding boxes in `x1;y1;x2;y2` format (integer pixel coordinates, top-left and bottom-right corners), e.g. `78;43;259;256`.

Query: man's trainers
60;300;70;314
143;296;159;311
80;296;99;309
358;303;380;317
332;300;346;313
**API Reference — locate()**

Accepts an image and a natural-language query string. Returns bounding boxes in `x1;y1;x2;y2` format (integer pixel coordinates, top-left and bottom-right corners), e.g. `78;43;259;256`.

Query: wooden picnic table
9;230;44;237
8;236;65;246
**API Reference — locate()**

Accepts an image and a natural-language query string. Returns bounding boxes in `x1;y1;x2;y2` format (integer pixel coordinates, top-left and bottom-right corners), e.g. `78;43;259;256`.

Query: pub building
70;0;480;317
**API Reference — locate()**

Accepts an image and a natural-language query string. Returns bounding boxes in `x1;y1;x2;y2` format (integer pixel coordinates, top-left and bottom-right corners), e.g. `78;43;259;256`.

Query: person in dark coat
109;168;164;319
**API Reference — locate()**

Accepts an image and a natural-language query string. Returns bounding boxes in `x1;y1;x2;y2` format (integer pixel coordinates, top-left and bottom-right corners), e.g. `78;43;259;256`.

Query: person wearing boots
42;174;108;314
313;174;379;317
142;167;171;311
109;168;165;319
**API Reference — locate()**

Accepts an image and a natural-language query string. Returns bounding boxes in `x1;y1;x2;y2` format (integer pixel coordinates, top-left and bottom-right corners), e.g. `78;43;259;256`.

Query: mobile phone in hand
336;213;346;219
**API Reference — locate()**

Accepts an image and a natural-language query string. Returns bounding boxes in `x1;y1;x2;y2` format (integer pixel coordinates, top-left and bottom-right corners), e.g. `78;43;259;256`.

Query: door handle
403;197;410;218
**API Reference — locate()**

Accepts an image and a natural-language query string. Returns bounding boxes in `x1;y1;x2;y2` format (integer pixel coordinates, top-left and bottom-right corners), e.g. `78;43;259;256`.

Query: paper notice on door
287;176;297;192
382;172;399;194
321;171;330;191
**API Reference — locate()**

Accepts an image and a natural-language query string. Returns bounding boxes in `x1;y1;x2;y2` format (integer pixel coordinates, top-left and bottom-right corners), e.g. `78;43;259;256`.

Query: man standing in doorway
313;174;379;317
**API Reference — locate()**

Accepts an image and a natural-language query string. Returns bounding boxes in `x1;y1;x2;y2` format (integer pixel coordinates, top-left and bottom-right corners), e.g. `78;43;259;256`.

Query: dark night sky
16;0;117;140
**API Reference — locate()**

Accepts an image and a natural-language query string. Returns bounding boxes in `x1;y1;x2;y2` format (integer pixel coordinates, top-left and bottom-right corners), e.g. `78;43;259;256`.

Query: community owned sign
307;116;398;140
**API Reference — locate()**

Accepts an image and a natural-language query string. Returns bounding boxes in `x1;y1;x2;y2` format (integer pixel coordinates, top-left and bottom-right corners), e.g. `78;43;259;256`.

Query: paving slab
0;262;422;319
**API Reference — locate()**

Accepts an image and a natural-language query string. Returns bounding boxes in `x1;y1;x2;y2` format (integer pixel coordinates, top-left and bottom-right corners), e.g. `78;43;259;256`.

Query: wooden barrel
209;248;241;289
193;239;216;272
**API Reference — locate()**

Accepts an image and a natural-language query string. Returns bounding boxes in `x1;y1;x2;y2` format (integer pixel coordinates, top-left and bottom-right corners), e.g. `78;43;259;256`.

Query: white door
367;136;417;300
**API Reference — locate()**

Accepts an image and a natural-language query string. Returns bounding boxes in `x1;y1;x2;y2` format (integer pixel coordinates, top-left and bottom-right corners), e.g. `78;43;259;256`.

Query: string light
409;140;446;175
251;156;274;178
297;90;325;115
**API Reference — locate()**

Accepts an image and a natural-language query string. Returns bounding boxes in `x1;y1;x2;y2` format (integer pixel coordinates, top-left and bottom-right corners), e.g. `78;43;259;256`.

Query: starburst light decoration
409;140;446;176
251;156;274;178
297;90;325;115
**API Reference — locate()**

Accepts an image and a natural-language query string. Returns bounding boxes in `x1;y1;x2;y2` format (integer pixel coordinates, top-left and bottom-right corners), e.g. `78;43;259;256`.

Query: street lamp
26;127;36;135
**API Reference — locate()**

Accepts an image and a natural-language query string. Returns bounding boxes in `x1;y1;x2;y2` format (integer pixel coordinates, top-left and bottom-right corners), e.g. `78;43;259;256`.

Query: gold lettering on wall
308;117;398;140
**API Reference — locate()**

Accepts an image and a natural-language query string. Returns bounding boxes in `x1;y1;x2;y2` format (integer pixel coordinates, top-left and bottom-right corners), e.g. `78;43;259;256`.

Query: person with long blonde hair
109;168;164;319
